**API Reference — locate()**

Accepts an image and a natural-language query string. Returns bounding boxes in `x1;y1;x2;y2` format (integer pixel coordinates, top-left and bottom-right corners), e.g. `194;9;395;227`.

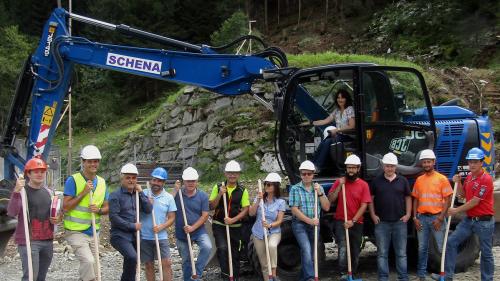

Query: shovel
222;182;234;281
258;180;273;281
146;182;163;281
18;174;33;281
314;185;319;281
136;187;141;281
177;182;198;280
341;183;362;281
438;181;459;281
89;190;102;281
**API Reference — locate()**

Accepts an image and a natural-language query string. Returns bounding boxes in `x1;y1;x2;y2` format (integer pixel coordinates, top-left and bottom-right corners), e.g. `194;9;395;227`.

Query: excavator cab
278;65;436;184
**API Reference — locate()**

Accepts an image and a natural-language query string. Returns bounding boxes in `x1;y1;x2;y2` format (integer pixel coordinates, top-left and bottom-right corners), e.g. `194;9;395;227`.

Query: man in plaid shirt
289;160;330;281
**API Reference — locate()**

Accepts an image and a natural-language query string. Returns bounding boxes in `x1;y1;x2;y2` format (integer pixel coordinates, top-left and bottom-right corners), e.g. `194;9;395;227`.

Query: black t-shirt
25;185;53;240
370;174;411;222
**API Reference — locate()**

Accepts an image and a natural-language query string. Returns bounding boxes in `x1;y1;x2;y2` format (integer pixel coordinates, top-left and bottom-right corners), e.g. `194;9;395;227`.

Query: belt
419;212;440;216
468;215;493;221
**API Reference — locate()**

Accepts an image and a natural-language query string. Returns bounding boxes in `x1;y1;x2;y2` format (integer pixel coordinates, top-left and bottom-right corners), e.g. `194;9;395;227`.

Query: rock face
100;87;279;183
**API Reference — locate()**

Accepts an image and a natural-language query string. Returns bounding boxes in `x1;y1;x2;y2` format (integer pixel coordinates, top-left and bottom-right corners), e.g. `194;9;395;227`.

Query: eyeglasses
301;172;314;176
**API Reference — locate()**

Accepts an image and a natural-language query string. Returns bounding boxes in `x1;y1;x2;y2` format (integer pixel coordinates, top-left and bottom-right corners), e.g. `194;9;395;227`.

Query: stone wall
99;86;282;183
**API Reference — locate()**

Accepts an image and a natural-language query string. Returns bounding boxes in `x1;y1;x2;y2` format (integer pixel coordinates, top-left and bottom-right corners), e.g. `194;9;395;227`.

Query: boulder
260;152;281;172
234;128;259;142
208;97;232;112
160;150;178;161
202;132;222;150
225;148;243;159
159;127;187;147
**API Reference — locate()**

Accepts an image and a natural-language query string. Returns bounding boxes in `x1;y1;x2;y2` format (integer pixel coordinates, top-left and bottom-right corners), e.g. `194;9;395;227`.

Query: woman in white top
249;173;286;281
312;89;355;172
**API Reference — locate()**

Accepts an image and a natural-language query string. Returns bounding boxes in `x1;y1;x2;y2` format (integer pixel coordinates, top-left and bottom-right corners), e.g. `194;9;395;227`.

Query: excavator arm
0;8;287;180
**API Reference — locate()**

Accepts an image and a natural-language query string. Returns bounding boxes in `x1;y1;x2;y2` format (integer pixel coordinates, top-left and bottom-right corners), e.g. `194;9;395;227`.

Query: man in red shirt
439;147;495;281
328;154;371;281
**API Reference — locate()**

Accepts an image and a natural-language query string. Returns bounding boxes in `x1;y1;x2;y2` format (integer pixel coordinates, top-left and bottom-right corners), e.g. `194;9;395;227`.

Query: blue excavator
0;8;496;278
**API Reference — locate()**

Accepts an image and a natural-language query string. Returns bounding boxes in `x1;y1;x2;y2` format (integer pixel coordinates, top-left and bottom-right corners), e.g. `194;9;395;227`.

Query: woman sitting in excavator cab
308;89;355;174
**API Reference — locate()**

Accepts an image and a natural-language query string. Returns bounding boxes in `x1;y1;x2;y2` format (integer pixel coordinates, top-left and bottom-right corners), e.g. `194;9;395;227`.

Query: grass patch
288;51;424;71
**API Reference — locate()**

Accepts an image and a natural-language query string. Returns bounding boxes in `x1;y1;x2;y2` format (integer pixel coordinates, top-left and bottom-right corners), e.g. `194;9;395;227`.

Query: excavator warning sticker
106;53;162;74
44;22;58;57
42;102;57;126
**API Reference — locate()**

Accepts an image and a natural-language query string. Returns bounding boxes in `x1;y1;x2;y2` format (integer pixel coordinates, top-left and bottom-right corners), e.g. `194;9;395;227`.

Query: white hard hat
382;153;398;165
80;145;102;160
299;160;316;171
344;154;362;165
182;167;199;180
264;172;281;183
224;160;241;172
419;149;436;160
323;126;337;139
121;163;138;175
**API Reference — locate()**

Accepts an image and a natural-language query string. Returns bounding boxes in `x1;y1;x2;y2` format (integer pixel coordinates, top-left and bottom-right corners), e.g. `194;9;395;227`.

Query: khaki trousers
253;233;281;280
65;230;98;281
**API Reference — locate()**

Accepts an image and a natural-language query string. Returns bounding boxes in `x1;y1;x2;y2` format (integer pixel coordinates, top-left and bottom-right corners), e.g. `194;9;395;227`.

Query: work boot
431;273;452;281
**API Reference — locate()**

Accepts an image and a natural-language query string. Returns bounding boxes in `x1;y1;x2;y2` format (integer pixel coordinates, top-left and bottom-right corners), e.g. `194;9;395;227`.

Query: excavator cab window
362;69;434;179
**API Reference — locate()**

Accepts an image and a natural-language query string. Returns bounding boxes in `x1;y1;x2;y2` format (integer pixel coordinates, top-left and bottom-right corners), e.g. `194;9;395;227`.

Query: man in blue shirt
109;163;152;281
172;167;212;281
141;167;176;281
63;145;109;281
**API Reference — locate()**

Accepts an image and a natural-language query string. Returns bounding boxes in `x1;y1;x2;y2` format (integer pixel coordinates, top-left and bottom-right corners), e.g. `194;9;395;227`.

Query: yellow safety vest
64;173;106;231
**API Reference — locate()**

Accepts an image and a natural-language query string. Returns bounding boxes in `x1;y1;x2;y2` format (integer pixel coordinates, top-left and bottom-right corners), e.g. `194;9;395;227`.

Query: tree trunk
297;0;301;28
277;0;280;25
265;0;268;32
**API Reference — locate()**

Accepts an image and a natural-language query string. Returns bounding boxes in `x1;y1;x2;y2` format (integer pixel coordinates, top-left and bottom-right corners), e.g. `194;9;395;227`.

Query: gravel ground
1;236;500;281
2;179;499;280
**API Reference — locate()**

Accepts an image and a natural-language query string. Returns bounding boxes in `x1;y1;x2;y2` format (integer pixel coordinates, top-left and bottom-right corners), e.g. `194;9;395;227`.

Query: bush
210;11;249;53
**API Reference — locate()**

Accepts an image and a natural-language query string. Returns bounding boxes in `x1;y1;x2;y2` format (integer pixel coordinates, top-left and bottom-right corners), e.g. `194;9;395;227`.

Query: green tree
0;25;34;128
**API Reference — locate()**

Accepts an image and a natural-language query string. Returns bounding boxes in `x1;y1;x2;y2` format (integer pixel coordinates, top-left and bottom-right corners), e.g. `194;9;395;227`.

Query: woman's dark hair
334;89;353;109
263;181;281;202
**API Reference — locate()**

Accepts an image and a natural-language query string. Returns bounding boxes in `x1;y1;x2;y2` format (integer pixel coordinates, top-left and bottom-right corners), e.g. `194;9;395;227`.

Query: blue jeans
445;217;495;281
177;233;213;281
313;134;352;171
18;240;54;281
374;221;408;281
292;220;318;281
334;220;363;275
111;236;138;281
416;213;445;278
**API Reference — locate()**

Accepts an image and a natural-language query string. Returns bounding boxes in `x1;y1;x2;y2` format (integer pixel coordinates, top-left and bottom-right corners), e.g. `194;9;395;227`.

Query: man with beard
289;160;330;281
209;160;250;281
140;167;176;281
172;167;212;281
411;149;452;281
328;154;371;281
63;145;109;281
109;163;152;281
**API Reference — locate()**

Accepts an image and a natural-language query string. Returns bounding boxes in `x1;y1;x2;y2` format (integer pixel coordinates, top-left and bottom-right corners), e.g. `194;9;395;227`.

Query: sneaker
340;274;349;281
272;277;281;281
431;273;441;280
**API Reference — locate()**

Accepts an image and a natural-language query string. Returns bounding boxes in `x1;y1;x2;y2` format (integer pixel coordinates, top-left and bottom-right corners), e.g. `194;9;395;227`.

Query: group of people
7;143;495;281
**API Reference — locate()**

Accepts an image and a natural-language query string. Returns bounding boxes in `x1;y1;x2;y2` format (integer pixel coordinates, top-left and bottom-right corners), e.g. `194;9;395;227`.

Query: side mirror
481;107;489;117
